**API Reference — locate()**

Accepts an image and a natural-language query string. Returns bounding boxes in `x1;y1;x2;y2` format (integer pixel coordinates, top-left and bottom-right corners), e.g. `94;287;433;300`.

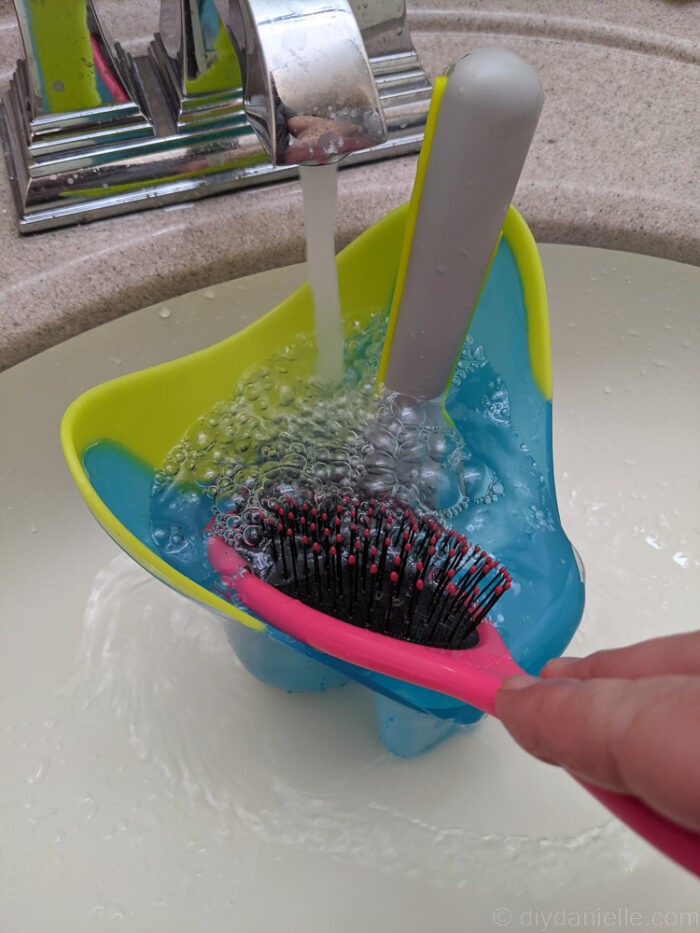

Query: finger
494;674;700;832
542;630;700;681
287;115;316;135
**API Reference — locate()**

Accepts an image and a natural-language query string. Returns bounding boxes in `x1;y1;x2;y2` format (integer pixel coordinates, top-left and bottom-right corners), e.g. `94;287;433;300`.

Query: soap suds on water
150;311;480;557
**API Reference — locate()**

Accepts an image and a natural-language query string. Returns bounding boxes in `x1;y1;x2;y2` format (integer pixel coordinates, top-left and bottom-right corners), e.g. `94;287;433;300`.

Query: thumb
286;115;317;136
494;674;700;832
542;630;700;681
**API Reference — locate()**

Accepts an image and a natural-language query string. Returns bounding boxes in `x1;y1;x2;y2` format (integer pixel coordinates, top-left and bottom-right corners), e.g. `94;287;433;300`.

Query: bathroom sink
1;246;698;931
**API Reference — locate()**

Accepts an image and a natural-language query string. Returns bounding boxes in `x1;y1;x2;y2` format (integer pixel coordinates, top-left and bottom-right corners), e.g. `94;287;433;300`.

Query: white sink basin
1;246;698;931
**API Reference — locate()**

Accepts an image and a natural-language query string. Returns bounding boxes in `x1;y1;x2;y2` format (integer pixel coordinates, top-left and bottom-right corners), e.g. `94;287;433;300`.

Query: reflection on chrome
214;0;386;165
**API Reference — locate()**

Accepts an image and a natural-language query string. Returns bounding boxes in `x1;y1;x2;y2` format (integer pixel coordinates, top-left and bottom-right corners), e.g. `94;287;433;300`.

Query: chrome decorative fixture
0;0;432;232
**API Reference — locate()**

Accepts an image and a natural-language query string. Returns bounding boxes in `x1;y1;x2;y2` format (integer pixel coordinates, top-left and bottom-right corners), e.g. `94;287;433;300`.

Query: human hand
494;631;700;832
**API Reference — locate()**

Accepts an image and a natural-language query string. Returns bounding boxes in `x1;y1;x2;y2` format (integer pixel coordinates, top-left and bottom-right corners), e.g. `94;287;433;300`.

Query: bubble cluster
359;393;469;515
153;314;479;524
449;335;488;388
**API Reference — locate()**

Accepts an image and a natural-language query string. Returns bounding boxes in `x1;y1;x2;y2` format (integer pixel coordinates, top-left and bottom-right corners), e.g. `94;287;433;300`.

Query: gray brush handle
384;49;544;399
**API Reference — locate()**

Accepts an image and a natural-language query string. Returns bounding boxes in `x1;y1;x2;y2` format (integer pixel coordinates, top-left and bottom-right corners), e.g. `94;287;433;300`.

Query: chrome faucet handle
213;0;387;165
9;0;152;155
153;0;244;134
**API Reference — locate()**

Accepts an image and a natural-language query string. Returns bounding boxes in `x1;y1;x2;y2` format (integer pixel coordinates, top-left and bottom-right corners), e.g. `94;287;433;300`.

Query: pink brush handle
450;662;700;876
450;672;700;876
569;777;700;876
421;638;700;875
210;541;700;877
463;657;700;877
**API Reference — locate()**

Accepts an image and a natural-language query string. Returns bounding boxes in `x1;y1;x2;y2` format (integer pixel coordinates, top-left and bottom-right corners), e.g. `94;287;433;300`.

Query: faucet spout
212;0;387;165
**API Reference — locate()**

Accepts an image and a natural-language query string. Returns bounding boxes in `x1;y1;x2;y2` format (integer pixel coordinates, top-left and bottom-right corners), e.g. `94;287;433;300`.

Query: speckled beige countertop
1;0;699;371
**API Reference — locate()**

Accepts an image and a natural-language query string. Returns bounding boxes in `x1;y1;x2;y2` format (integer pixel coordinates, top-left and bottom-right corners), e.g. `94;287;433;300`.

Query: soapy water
41;554;647;895
149;311;496;594
151;312;473;518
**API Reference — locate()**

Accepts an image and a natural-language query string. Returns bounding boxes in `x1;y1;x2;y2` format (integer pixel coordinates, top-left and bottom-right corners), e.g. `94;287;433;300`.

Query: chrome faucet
213;0;387;165
0;0;430;231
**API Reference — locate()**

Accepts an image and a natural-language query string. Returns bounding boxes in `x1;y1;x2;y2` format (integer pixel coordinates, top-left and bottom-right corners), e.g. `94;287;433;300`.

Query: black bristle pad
212;486;511;650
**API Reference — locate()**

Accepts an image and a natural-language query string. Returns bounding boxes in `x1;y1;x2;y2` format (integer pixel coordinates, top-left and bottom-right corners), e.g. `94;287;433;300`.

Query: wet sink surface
1;247;698;931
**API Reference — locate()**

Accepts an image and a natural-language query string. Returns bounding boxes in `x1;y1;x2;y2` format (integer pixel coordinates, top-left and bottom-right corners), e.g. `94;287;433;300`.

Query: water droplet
159;307;172;319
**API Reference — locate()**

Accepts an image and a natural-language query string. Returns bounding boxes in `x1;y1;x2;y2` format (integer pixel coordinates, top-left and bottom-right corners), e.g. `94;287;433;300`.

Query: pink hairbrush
207;488;700;877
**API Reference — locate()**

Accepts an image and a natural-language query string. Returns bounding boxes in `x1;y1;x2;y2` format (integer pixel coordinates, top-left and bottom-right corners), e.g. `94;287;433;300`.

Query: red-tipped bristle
215;487;510;649
365;562;378;626
385;569;399;628
407;575;425;626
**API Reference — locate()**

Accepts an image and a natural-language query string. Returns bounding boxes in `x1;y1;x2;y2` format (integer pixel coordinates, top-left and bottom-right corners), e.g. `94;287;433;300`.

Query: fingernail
543;656;581;675
499;674;538;691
